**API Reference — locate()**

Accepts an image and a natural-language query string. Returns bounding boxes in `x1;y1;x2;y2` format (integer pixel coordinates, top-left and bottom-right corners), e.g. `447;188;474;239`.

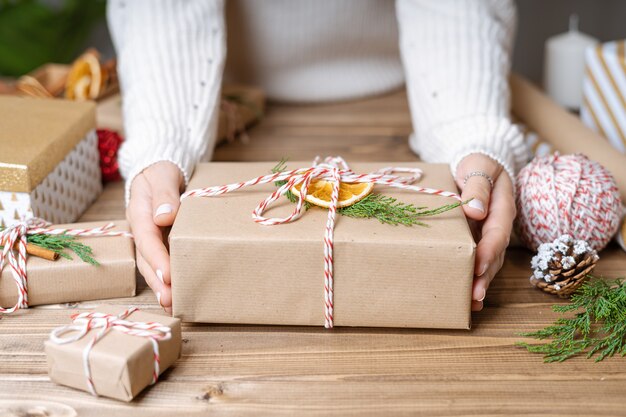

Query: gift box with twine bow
0;221;135;312
45;305;181;402
170;160;475;329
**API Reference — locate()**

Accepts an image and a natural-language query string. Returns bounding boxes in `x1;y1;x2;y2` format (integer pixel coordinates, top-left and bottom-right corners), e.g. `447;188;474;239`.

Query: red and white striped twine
49;307;172;397
181;156;462;328
0;218;132;314
516;153;623;252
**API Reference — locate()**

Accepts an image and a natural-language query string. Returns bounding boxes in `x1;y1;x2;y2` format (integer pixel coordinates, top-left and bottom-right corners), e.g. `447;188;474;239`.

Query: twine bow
0;218;132;314
181;156;462;328
50;307;172;397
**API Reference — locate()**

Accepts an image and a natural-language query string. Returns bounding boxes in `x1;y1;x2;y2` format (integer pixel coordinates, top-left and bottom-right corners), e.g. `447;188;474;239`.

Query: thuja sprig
271;159;307;206
517;278;626;362
271;160;467;227
0;228;98;266
338;193;466;227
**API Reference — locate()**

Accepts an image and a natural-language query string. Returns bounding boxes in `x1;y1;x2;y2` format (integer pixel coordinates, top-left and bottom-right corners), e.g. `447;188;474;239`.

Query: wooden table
2;91;626;416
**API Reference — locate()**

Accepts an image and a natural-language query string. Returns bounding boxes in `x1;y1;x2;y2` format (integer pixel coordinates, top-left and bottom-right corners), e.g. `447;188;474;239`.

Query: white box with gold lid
0;96;102;227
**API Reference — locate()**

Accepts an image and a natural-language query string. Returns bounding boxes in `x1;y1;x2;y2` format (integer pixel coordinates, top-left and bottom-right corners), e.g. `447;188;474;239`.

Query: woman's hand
126;161;184;314
455;153;516;312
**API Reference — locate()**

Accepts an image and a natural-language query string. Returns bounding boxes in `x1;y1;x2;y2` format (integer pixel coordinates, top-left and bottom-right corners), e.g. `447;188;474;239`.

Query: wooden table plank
1;90;625;416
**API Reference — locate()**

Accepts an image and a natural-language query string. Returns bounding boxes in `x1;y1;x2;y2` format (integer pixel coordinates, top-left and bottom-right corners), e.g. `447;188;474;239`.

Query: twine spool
515;153;622;252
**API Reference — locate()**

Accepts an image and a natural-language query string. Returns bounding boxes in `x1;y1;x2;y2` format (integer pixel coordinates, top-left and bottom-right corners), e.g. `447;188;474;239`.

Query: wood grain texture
1;90;625;416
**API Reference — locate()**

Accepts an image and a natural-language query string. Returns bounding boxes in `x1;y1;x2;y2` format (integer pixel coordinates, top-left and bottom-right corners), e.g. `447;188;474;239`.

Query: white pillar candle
543;15;598;110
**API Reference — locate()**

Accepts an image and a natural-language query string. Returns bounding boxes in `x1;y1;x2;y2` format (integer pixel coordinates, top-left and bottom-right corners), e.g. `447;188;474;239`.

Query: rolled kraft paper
510;73;626;202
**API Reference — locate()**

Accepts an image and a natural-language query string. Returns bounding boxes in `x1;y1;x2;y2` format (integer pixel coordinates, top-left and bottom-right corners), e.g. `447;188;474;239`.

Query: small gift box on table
45;305;182;401
96;84;265;143
0;221;135;312
581;39;626;154
0;96;102;228
170;159;475;329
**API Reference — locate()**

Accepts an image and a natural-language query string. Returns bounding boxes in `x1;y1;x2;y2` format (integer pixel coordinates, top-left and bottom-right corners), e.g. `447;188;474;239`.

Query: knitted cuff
119;120;200;205
410;115;529;187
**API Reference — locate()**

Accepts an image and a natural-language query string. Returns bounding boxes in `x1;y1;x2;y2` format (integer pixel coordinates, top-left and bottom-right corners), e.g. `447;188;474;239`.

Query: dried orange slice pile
65;49;109;100
292;180;373;208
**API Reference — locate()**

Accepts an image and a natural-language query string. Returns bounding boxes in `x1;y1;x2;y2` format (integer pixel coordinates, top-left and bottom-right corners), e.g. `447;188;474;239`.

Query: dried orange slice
65;49;107;100
292;180;373;208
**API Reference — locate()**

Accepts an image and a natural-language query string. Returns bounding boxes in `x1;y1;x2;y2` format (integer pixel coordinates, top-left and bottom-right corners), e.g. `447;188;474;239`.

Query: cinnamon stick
10;243;60;261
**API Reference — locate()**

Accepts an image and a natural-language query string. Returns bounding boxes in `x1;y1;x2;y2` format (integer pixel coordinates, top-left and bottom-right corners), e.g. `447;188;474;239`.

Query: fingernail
156;292;163;307
468;199;484;213
156;269;164;285
477;289;486;302
155;203;173;218
478;263;489;277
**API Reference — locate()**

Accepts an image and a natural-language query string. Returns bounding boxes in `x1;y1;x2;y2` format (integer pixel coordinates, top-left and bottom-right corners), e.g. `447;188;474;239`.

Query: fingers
471;172;515;306
472;252;505;310
126;162;184;315
128;174;173;287
137;251;172;313
456;153;502;222
144;161;184;228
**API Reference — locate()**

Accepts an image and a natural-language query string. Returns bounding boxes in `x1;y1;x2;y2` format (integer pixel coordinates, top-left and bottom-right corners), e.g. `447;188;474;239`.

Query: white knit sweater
107;0;528;199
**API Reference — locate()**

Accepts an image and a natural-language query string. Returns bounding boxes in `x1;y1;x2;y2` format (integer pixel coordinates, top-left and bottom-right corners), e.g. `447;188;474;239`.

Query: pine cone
530;235;599;298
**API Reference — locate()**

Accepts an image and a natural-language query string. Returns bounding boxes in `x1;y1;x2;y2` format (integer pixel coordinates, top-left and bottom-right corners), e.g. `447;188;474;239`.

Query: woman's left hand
455;153;516;311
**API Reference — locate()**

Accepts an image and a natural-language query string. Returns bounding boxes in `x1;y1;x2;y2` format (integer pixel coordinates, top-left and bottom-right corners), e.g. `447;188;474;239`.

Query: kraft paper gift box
0;96;102;228
170;161;475;329
96;84;264;142
0;221;135;309
581;40;626;154
45;305;182;402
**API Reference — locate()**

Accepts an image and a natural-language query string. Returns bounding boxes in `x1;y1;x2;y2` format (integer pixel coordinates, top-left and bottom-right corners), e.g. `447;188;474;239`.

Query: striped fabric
581;40;626;154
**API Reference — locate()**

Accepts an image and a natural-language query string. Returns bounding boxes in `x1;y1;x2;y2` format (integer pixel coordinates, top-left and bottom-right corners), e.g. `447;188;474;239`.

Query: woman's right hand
126;161;184;313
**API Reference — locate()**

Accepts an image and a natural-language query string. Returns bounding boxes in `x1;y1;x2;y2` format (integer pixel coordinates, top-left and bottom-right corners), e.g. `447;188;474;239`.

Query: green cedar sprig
339;193;466;226
272;159;308;207
271;160;467;227
0;229;98;266
517;278;626;362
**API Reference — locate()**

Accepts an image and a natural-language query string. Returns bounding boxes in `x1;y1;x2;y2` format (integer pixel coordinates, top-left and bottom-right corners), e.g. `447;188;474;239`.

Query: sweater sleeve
106;0;226;202
395;0;528;182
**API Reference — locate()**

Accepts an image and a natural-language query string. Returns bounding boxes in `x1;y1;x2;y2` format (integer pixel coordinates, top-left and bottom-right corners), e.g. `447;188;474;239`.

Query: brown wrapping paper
170;162;475;329
0;221;136;308
511;73;626;202
217;84;265;143
96;85;264;144
0;96;96;193
45;305;181;402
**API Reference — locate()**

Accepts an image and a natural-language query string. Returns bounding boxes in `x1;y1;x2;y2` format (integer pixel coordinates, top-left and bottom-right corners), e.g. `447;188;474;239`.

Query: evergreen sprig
339;193;465;226
517;278;626;362
0;229;98;266
272;159;308;207
271;160;466;227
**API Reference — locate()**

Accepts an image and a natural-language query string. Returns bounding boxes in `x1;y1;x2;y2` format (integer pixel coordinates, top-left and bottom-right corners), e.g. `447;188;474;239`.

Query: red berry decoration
97;129;124;183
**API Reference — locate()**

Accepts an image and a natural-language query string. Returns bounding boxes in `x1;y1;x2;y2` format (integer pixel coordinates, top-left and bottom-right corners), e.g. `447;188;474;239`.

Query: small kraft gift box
0;221;136;313
96;84;265;143
0;96;102;228
170;160;475;329
45;305;182;402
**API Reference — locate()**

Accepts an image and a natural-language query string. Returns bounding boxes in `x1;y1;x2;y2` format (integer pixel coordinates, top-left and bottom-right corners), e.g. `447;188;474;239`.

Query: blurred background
1;0;625;84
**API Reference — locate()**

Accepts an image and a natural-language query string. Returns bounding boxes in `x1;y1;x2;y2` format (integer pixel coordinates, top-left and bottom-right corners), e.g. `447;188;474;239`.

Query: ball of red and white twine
515;153;622;252
50;307;171;397
181;156;462;328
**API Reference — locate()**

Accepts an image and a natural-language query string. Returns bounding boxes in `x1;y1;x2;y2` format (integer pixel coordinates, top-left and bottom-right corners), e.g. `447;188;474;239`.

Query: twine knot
181;156;461;328
50;307;172;397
